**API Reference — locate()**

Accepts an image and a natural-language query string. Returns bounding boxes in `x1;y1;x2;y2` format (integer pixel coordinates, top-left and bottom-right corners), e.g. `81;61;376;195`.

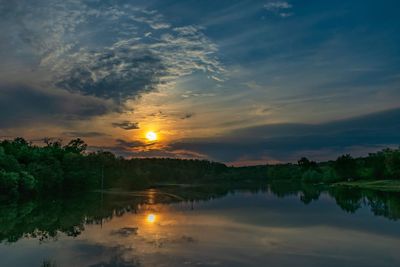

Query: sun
146;213;156;223
145;131;157;141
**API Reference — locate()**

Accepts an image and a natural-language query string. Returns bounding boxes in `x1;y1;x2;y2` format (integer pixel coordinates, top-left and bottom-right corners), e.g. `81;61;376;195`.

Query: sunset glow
1;1;400;266
145;131;157;142
146;213;156;224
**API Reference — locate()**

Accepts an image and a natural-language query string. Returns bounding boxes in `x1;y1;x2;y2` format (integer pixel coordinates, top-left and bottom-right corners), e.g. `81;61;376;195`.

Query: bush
0;171;19;197
385;149;400;179
334;154;357;179
0;147;21;172
18;171;37;194
301;170;322;183
321;167;341;183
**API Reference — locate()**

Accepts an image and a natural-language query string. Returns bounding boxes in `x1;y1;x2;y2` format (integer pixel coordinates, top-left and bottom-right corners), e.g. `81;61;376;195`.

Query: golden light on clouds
145;131;157;141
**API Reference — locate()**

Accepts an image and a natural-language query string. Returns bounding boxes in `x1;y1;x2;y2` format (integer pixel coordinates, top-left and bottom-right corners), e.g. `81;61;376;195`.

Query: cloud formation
115;139;150;149
4;1;224;101
181;113;195;120
170;108;400;163
63;131;109;138
0;84;114;128
264;1;293;17
112;121;140;130
1;0;399;165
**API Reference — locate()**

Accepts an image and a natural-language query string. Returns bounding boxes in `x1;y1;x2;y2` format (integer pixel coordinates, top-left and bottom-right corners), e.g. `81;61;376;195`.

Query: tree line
0;137;266;199
267;148;400;183
0;137;399;200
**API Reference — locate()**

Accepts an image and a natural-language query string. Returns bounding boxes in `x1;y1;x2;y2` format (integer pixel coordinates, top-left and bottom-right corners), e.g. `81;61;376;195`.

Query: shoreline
334;180;400;192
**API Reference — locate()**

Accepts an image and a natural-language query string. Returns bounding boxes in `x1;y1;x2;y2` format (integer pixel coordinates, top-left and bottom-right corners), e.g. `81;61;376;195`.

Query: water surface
1;184;400;267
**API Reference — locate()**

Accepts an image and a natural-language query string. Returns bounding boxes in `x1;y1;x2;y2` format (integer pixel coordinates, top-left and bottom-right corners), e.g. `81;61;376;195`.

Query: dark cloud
181;113;195;120
56;49;165;100
149;110;167;118
89;142;201;160
0;84;114;128
112;121;140;130
88;139;159;158
170;108;400;163
115;139;151;149
63;131;109;138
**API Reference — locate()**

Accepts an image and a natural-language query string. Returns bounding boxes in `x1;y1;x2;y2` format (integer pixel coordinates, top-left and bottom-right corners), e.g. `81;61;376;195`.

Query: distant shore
335;180;400;192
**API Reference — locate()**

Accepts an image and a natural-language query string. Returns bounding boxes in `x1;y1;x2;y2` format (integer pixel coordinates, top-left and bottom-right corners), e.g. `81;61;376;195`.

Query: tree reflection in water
1;182;400;244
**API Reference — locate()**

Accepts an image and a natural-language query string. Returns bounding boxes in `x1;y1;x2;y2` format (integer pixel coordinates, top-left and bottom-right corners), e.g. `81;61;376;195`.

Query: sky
1;0;399;165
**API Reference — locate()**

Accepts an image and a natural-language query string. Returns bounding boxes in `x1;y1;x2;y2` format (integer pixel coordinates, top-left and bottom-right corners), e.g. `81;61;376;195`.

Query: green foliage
321;166;340;183
18;171;37;194
385;149;400;179
0;147;21;172
301;169;322;183
0;136;399;201
334;154;357;179
0;137;267;200
0;171;19;197
298;157;317;171
269;147;400;184
267;164;301;180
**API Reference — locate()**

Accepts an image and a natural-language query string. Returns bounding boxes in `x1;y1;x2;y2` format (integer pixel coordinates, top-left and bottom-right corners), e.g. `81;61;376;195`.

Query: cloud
264;1;292;11
181;91;216;98
63;131;109;138
90;139;207;160
88;139;155;158
112;121;140;130
264;1;293;17
115;139;151;149
169;108;400;163
4;1;224;101
55;49;164;100
181;113;195;120
0;84;115;128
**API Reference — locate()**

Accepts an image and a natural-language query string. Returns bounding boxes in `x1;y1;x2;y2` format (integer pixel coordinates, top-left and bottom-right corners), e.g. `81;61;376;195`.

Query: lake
1;183;400;267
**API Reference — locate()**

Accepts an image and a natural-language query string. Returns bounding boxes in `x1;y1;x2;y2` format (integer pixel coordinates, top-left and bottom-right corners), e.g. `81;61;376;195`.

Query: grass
335;180;400;192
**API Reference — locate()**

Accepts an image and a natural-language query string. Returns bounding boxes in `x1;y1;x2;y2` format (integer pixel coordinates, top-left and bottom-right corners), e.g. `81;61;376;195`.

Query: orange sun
146;213;156;223
145;131;157;141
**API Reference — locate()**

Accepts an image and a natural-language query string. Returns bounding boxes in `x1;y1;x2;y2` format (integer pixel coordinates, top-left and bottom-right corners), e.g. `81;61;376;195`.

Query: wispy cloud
264;1;293;17
63;131;109;138
5;1;225;101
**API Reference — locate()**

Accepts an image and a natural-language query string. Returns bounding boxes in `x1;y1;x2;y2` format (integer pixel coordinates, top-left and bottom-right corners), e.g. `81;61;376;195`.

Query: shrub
301;170;322;183
18;171;37;194
0;171;19;197
321;167;341;183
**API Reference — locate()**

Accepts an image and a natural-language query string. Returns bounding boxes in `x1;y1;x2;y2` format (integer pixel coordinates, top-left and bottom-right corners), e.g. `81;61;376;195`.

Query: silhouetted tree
334;154;357;180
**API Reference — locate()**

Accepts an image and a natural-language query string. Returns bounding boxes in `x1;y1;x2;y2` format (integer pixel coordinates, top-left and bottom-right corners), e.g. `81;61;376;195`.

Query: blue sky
0;0;399;164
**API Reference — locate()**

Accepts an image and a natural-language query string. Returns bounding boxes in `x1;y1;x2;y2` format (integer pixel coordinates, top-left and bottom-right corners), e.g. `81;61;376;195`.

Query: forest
0;137;399;200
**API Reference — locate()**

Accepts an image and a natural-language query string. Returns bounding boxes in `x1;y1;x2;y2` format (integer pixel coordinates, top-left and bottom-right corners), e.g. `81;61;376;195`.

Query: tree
298;157;317;171
385;148;400;179
334;154;357;180
0;171;19;197
64;139;87;154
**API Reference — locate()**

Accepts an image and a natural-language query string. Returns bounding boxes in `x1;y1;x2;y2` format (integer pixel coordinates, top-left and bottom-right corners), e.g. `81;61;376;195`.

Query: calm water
1;183;400;267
